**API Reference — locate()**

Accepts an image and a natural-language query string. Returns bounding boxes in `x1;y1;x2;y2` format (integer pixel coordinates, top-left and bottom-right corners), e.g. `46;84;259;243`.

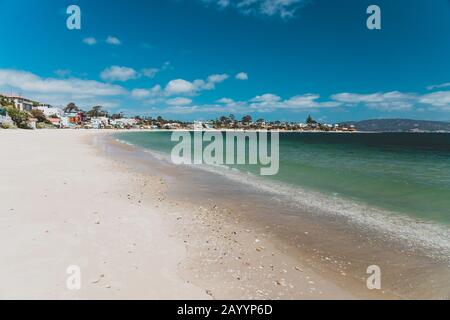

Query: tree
30;109;48;123
306;115;316;124
110;112;124;120
156;116;165;124
64;102;79;113
0;96;10;107
242;115;252;124
86;106;107;118
219;116;229;124
6;107;29;129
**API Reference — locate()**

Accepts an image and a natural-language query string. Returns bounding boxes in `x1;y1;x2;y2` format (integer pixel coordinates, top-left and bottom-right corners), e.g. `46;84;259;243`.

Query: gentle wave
115;137;450;264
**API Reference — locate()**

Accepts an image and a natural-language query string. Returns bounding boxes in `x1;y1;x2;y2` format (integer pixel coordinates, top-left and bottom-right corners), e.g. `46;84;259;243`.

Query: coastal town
0;94;357;132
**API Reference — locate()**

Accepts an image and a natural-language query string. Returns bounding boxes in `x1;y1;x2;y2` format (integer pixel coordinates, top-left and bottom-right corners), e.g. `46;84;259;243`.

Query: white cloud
169;92;340;115
160;104;231;115
208;73;229;84
217;97;235;104
200;0;308;19
83;37;97;45
166;97;193;106
284;94;340;109
0;69;126;107
331;89;450;111
131;89;151;99
141;68;160;79
427;82;450;91
106;36;121;45
250;93;281;103
249;93;339;112
419;91;450;109
235;72;248;80
100;66;138;82
331;91;416;111
165;79;197;95
131;85;162;99
164;74;229;95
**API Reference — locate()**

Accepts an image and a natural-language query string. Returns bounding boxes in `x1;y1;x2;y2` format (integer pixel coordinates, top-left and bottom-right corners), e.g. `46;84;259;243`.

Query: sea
114;131;450;262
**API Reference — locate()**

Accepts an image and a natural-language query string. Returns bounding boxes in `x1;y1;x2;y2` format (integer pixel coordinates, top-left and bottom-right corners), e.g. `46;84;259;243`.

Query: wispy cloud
132;73;230;98
100;66;139;82
0;69;126;108
140;62;171;79
106;36;121;45
235;72;248;80
248;93;340;112
159;86;450;116
141;68;160;79
332;89;450;111
83;37;97;45
331;91;417;111
166;97;193;106
427;82;450;90
419;91;450;109
199;0;309;19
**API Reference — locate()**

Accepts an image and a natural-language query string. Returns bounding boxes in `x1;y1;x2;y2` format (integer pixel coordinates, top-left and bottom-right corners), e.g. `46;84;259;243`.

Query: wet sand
99;133;450;299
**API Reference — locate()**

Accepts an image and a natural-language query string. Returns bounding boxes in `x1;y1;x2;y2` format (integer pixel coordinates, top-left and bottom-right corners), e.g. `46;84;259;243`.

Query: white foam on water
115;137;450;264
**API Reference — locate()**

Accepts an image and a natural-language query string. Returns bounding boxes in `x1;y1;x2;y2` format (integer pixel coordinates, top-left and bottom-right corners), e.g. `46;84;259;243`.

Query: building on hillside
110;118;138;128
33;104;64;118
61;112;84;128
4;95;35;112
163;123;182;130
90;117;110;129
193;121;213;130
47;118;61;128
0;107;13;126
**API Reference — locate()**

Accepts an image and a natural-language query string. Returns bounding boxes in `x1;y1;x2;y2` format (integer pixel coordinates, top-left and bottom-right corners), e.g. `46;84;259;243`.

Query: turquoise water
115;131;450;226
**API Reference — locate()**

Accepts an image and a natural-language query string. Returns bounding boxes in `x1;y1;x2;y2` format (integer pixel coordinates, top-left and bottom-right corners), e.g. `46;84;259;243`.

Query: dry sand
0;129;354;299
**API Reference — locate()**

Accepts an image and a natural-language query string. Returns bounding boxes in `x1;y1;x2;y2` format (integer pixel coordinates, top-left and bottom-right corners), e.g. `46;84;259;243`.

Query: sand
0;129;354;299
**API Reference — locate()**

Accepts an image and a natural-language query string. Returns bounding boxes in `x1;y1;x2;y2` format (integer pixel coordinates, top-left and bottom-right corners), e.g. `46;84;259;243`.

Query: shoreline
97;133;359;299
1;129;448;299
103;131;450;299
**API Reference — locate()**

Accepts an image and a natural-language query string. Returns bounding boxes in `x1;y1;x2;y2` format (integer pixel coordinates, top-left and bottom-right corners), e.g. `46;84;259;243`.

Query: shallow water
102;132;450;298
115;131;450;224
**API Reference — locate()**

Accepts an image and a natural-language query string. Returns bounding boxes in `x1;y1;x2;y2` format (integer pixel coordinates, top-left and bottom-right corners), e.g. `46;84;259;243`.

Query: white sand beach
0;130;210;299
0;130;362;299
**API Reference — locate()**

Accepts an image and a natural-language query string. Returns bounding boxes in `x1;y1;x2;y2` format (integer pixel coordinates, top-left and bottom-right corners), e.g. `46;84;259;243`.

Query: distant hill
340;119;450;132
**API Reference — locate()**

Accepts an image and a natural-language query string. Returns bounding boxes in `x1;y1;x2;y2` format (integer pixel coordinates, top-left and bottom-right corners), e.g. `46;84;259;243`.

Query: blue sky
0;0;449;122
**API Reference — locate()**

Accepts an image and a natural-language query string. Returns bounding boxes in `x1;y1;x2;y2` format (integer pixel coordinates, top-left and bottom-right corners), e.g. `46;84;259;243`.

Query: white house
90;117;110;129
110;118;138;128
33;105;64;118
6;96;34;112
193;121;213;130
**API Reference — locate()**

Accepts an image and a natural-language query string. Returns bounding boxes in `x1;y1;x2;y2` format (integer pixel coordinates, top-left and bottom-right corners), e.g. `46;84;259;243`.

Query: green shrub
5;107;30;129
